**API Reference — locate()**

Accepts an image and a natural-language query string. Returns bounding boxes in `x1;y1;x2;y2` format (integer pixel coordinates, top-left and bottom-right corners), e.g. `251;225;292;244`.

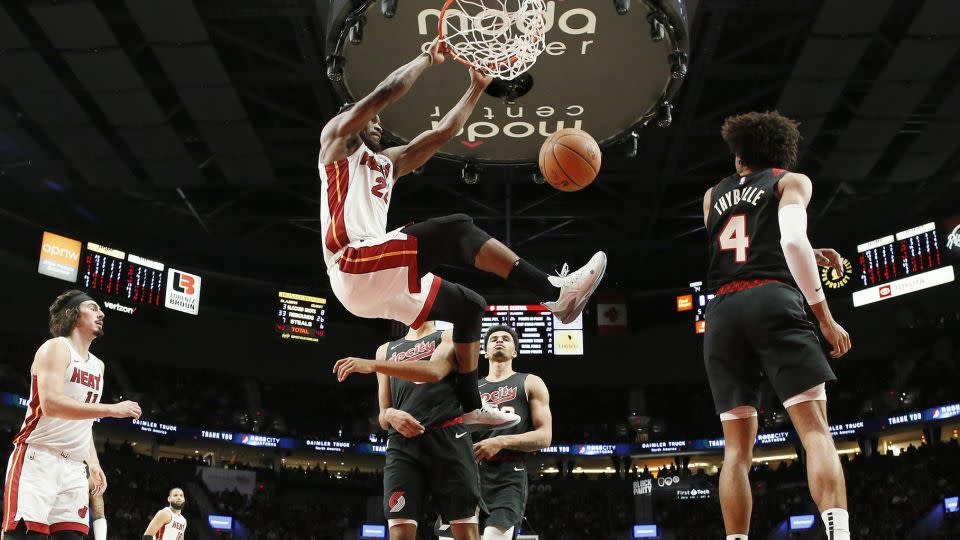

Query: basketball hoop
438;0;548;80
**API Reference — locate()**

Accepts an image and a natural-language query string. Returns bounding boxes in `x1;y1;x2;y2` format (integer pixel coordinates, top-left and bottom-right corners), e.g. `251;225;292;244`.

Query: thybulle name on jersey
712;184;767;218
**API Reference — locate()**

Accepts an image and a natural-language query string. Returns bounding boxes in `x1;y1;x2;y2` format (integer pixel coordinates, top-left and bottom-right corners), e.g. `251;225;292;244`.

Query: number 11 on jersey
719;214;750;263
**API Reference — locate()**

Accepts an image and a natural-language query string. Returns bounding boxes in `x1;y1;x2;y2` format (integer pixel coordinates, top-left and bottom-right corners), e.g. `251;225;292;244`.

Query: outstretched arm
377;348;426;438
474;375;552;460
319;39;446;164
383;68;493;178
334;331;456;383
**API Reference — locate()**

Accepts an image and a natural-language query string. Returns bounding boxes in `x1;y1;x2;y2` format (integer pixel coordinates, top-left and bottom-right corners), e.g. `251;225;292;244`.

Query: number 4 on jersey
719;214;750;263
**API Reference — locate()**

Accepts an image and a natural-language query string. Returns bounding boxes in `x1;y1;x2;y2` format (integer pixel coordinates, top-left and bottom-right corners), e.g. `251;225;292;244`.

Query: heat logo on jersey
70;368;102;391
481;386;518;407
388;340;435;363
389;491;406;513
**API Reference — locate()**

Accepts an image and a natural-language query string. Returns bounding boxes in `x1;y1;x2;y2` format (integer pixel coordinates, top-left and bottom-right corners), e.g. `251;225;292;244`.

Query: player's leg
719;411;758;538
482;525;515;540
402;214;606;323
384;438;425;540
88;469;107;540
48;460;91;538
703;291;760;540
430;427;483;540
425;280;518;429
4;445;56;539
785;395;850;540
750;284;847;539
480;463;525;540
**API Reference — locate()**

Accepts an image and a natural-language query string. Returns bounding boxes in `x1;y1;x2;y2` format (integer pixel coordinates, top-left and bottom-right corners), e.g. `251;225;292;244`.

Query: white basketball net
439;0;548;80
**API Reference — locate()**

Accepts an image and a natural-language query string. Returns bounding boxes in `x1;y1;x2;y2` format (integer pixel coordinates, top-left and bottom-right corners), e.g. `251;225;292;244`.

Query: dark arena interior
2;0;960;539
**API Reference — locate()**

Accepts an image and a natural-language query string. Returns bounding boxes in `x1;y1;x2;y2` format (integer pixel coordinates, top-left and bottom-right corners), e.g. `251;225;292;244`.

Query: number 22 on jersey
719;214;750;263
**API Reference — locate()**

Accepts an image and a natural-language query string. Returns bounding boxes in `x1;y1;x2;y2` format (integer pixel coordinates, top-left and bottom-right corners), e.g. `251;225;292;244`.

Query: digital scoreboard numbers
478;305;583;356
276;291;326;343
852;222;955;307
680;281;713;334
80;242;165;307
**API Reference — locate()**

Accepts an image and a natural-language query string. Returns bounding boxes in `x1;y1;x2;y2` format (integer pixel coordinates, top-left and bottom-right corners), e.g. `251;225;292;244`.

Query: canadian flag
597;291;627;336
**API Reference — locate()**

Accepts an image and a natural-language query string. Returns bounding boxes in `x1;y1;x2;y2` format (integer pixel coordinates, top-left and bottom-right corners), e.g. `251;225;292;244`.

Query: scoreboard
852;222;955;307
677;281;713;334
80;242;165;307
276;291;326;343
478;305;584;356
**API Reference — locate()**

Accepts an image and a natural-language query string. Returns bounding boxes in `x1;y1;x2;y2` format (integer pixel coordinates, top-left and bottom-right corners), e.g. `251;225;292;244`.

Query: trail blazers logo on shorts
164;268;202;315
389;491;406;513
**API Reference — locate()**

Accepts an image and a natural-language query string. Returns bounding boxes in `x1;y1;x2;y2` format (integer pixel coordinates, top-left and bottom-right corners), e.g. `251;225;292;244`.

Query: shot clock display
276;291;326;342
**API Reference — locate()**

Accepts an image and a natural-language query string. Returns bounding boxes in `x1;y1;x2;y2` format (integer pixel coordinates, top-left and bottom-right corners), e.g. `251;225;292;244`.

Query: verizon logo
103;301;135;314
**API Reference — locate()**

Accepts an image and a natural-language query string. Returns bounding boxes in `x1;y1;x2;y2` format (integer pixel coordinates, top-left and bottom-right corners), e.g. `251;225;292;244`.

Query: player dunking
141;488;187;540
436;324;552;540
319;39;606;432
702;111;852;540
337;322;484;540
3;290;141;539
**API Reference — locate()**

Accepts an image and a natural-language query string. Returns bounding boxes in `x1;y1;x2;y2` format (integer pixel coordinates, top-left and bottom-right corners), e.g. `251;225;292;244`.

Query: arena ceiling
1;0;959;296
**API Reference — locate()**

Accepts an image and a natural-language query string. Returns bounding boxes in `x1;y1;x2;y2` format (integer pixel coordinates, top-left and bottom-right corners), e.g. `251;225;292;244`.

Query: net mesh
439;0;548;80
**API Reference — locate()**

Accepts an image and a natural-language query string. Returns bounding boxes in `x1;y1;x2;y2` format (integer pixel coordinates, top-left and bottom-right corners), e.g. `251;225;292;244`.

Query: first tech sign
164;268;202;315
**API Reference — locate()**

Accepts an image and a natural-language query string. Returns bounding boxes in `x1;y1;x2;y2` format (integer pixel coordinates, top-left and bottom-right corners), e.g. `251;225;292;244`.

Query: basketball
538;128;602;192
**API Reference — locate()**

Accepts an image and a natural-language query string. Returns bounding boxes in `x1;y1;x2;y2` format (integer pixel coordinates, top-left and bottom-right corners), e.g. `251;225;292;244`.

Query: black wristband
143;536;154;540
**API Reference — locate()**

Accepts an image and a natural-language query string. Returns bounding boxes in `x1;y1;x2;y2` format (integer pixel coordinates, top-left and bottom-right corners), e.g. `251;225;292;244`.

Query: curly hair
721;111;801;170
48;289;86;337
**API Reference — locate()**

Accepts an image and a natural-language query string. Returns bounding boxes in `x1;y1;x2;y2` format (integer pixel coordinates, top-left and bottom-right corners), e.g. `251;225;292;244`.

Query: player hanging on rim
702;111;852;540
3;290;141;539
435;324;552;540
142;487;187;540
319;38;606;432
337;321;484;540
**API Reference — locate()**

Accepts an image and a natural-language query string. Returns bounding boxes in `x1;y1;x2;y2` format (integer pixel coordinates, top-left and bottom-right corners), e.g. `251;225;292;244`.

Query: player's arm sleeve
777;174;825;305
143;509;172;536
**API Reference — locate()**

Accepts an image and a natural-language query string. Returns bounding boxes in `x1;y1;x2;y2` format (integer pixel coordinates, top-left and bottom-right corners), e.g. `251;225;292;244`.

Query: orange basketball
538;128;602;192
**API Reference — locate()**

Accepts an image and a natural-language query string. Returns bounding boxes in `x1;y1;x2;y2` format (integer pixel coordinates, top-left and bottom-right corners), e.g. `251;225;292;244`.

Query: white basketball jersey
318;142;396;268
14;337;103;460
157;508;187;540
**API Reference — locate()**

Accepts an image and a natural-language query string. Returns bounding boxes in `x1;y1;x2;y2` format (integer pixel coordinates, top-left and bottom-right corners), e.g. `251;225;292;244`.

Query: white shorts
329;228;441;328
3;444;90;536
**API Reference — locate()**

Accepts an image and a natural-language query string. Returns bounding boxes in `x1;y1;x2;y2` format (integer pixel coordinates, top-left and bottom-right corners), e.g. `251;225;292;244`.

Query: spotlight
656;102;673;128
649;18;665;42
532;171;546;184
349;16;366;45
626;131;639;158
613;0;630;15
462;163;479;184
325;55;344;82
381;0;398;18
670;52;687;79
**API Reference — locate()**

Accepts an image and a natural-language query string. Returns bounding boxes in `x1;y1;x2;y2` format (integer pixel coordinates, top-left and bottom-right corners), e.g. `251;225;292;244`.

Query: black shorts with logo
383;424;482;524
479;458;528;531
704;281;837;415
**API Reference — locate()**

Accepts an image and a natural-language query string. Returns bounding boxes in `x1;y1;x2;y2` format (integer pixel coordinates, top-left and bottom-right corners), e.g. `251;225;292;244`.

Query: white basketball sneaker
462;404;521;432
543;251;608;325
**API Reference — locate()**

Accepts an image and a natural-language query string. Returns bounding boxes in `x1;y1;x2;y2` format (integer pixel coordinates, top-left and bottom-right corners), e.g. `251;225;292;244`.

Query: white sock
93;518;107;540
726;535;748;540
482;526;515;540
821;508;850;540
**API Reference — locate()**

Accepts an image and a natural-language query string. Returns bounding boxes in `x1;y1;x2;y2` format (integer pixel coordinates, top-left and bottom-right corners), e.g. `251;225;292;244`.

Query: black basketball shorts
383;424;482;524
479;459;528;531
703;281;837;415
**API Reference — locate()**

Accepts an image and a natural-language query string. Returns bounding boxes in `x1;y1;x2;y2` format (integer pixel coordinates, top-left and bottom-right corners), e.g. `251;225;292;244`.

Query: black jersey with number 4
386;330;462;433
706;168;796;291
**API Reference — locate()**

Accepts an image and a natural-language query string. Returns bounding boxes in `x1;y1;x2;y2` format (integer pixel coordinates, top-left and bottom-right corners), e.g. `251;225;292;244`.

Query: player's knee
482;525;515;540
451;286;486;344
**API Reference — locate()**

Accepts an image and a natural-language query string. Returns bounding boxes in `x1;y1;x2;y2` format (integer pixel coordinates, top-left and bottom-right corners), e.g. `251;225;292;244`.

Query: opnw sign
38;232;82;282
